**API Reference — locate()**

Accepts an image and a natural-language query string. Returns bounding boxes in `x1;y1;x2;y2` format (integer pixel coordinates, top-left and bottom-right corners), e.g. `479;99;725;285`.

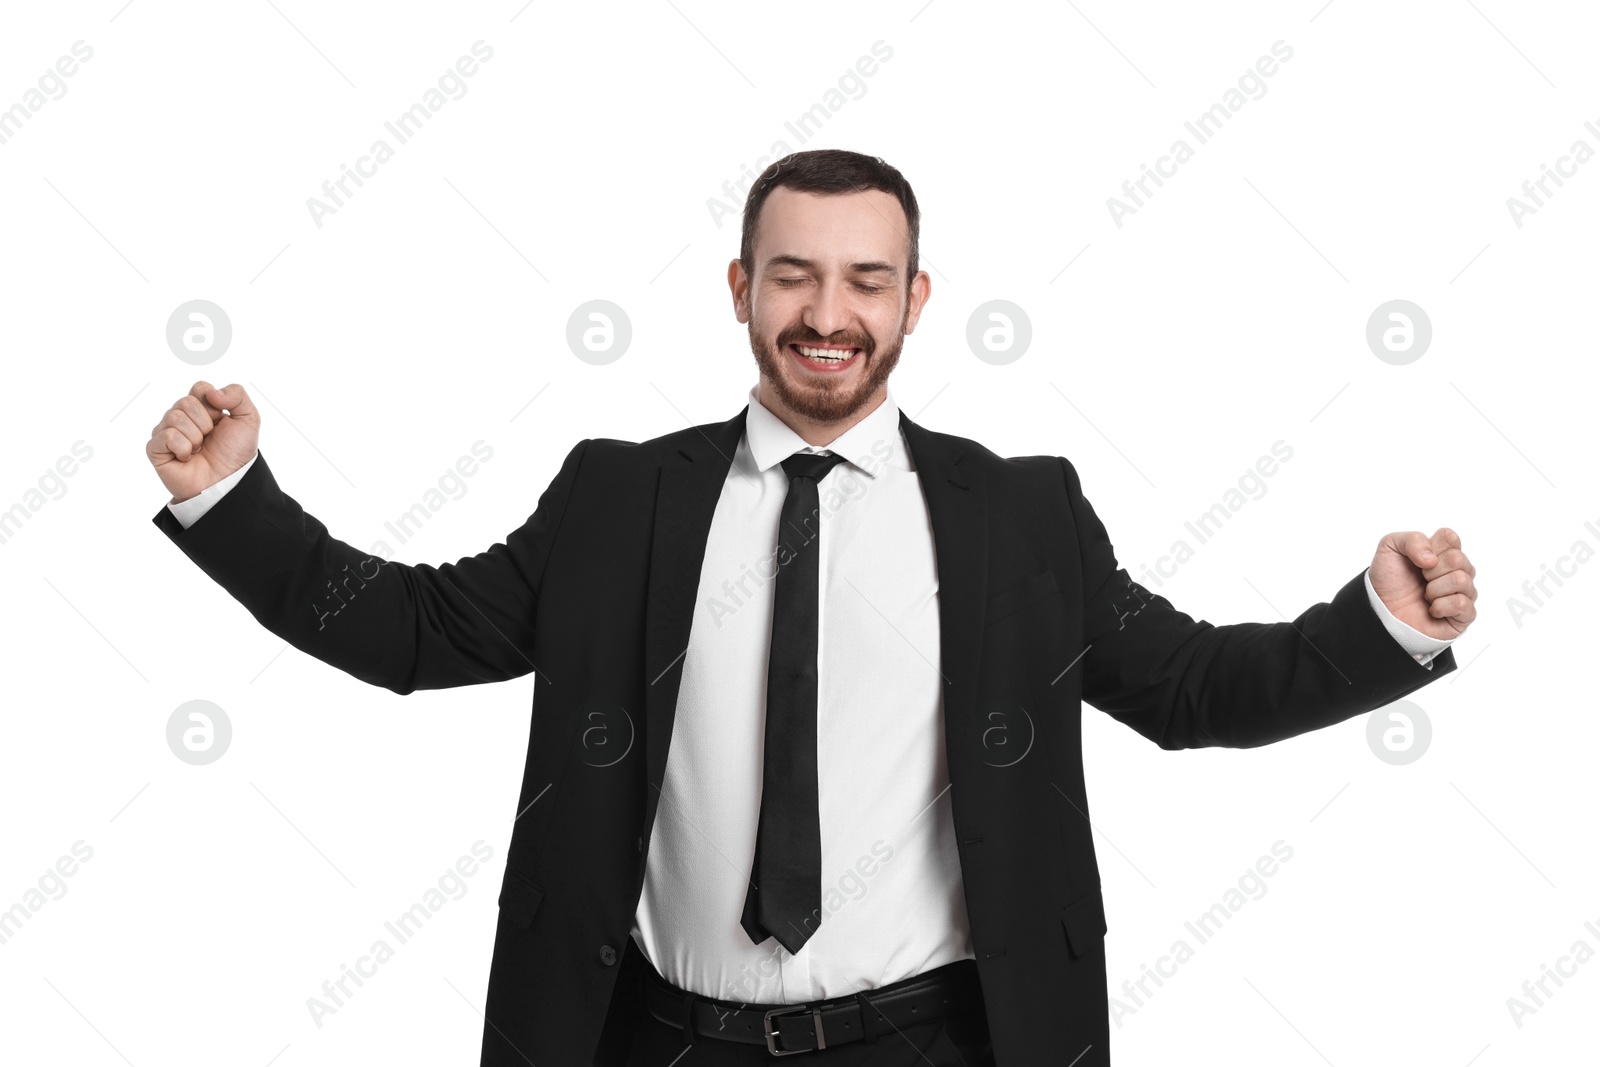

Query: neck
756;380;888;447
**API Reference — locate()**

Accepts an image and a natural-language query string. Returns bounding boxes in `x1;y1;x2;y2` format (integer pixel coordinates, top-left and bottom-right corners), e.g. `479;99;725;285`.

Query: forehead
754;186;909;266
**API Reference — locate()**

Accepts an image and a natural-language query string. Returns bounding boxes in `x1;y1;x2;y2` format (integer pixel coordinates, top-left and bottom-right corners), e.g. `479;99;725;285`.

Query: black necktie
740;450;848;955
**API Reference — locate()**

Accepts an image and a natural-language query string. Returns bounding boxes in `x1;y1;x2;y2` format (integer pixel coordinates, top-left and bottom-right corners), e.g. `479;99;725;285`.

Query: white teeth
797;345;856;362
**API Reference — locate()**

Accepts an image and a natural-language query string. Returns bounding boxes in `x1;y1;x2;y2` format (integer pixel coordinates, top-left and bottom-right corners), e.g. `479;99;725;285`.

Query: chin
765;350;899;424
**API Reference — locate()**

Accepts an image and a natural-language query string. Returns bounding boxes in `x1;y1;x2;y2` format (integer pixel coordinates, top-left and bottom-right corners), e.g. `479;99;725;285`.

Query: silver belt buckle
763;1004;825;1055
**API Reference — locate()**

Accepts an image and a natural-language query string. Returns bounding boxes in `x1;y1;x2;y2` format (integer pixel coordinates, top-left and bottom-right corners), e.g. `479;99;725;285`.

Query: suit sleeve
1060;456;1456;749
168;451;257;528
1363;565;1454;668
151;440;590;695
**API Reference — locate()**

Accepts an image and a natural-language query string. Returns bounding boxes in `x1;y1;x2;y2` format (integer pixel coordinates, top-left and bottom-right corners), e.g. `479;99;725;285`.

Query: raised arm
1061;456;1455;750
148;382;586;694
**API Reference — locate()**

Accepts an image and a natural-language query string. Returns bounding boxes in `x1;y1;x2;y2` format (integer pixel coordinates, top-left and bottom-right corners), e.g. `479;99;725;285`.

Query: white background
1;1;1595;1064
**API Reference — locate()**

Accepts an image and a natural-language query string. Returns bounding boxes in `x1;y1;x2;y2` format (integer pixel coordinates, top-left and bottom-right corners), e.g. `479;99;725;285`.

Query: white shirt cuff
166;451;258;530
1364;566;1454;670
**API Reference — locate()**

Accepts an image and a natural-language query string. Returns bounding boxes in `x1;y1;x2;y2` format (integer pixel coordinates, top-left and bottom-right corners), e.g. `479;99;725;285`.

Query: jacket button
636;835;643;853
599;944;618;966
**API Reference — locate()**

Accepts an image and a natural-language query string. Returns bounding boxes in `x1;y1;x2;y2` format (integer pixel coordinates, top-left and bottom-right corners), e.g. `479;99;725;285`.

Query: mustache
774;325;874;354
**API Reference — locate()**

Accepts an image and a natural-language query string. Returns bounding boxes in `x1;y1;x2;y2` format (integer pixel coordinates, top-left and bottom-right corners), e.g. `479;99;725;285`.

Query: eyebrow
764;254;900;278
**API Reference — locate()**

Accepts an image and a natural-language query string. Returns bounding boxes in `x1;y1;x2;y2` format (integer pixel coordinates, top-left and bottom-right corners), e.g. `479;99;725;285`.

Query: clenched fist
147;381;260;503
1369;528;1478;641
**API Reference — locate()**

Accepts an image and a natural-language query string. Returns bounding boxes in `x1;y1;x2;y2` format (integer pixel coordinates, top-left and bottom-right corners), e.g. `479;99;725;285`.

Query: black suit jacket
152;403;1454;1065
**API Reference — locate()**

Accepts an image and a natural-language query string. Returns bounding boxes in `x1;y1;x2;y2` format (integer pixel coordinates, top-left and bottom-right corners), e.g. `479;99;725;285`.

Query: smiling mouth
789;342;862;369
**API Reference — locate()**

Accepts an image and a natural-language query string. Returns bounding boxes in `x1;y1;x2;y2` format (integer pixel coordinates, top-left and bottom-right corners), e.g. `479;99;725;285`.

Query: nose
803;278;851;340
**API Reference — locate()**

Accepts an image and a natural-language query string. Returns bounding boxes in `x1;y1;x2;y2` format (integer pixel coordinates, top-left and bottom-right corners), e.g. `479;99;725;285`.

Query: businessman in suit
147;149;1477;1065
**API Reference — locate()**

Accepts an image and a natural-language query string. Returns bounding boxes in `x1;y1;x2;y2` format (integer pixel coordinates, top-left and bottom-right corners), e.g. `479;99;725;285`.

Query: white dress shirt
631;384;969;1004
167;385;1455;1004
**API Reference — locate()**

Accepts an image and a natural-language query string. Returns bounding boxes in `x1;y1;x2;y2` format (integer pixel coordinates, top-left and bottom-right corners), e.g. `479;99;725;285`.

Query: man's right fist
147;381;260;504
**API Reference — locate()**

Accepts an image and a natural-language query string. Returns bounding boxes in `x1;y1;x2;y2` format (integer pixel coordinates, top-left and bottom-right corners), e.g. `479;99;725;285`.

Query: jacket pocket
1060;888;1107;958
498;868;545;930
985;568;1060;626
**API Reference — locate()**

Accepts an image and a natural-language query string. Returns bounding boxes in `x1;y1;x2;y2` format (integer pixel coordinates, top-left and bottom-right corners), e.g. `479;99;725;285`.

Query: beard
749;309;907;424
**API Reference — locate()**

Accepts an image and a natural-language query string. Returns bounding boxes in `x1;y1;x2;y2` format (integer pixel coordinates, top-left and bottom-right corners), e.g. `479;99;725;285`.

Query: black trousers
620;949;996;1066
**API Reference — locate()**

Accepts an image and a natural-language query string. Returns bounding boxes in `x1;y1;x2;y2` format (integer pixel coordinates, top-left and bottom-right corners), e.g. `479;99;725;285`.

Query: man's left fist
1370;528;1478;640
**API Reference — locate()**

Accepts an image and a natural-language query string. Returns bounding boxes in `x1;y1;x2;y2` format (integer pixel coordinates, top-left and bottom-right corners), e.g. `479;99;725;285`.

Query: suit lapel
899;411;988;785
642;405;748;857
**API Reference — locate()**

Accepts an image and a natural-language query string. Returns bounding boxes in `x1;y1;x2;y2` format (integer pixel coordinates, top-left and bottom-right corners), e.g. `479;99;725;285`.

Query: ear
728;259;752;324
902;270;932;334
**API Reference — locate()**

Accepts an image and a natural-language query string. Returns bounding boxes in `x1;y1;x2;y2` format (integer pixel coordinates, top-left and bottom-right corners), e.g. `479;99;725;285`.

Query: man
147;149;1477;1065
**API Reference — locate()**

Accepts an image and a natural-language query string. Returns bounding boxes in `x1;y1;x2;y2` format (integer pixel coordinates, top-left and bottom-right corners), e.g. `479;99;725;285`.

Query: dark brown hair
740;149;920;287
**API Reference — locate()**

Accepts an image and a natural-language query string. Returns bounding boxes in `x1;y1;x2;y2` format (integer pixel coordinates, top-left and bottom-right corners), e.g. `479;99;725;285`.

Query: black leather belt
645;957;979;1056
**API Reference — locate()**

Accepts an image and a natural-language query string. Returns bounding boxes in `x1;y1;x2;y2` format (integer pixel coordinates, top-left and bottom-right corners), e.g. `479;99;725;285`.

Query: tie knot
781;451;847;483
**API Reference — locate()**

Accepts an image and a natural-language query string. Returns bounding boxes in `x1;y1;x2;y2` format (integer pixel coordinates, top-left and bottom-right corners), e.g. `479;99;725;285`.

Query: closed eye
770;277;889;293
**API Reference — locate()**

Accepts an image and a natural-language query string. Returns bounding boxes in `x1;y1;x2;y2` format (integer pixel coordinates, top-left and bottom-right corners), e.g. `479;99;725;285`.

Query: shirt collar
744;382;912;477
